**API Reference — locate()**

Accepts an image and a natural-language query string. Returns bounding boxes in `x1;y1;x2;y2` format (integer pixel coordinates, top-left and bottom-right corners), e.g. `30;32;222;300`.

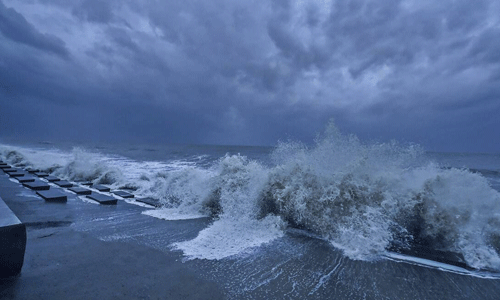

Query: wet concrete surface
0;174;223;300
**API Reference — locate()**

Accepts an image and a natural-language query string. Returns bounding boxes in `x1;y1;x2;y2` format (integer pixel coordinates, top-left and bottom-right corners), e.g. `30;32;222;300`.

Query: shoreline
3;166;500;299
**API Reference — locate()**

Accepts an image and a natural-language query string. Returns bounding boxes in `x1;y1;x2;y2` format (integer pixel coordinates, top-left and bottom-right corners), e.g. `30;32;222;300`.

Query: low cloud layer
1;0;499;152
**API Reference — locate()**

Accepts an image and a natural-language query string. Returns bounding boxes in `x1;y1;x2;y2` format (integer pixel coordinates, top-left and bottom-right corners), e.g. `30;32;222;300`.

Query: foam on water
78;196;100;205
16;191;41;199
384;252;500;279
173;216;285;260
2;122;500;270
258;124;500;270
142;208;207;221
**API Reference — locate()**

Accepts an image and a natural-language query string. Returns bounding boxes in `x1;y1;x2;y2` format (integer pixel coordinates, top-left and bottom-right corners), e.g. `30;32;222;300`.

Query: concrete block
92;184;110;192
68;187;92;195
86;193;117;205
112;191;134;198
34;172;49;177
45;176;61;182
0;163;9;168
26;168;41;173
54;180;73;188
23;181;50;191
9;172;26;178
136;197;161;207
79;181;93;186
36;190;67;202
16;175;35;183
0;197;27;278
17;176;36;183
3;168;18;173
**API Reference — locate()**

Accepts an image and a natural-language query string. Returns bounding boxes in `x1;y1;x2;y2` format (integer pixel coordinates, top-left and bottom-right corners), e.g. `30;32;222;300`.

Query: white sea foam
261;125;500;269
78;195;100;205
16;191;40;198
385;252;500;279
3;122;500;269
142;208;207;220
173;216;285;260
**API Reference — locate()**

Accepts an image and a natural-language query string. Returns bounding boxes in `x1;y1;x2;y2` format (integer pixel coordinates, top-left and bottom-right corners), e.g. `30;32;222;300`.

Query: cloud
0;1;69;57
1;0;500;152
72;0;113;23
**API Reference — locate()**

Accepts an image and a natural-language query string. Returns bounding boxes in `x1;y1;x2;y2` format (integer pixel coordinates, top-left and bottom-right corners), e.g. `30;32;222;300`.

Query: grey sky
1;0;499;152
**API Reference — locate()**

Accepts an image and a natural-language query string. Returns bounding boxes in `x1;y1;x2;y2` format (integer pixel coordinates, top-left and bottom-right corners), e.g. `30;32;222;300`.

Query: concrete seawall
0;196;26;278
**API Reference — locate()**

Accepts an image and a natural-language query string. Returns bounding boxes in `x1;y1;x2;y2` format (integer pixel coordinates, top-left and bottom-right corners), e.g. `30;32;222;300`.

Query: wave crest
3;124;500;268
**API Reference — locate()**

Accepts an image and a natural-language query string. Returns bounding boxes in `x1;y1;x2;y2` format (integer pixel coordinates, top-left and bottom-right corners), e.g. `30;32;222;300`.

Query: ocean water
2;124;500;297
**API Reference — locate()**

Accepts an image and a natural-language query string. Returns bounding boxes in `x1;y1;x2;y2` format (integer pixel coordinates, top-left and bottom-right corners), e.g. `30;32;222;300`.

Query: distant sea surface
2;130;500;299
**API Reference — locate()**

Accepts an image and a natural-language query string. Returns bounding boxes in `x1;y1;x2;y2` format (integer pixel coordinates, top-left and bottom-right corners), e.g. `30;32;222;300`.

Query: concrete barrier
86;193;117;205
23;181;50;191
92;185;110;192
34;172;49;177
36;190;67;202
54;181;73;188
0;197;27;278
9;172;26;178
45;176;61;182
68;187;91;195
112;191;134;198
17;176;36;183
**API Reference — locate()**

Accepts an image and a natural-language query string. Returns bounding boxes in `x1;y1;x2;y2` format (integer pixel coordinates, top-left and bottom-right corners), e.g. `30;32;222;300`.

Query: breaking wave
2;122;500;270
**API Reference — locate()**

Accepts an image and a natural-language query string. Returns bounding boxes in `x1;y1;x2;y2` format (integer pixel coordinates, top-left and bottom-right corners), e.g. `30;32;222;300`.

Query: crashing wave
2;123;500;269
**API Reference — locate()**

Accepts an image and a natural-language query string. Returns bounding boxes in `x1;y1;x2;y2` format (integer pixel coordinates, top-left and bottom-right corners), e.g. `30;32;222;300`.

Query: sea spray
258;124;428;260
173;154;285;259
53;147;124;184
252;123;500;269
2;124;500;269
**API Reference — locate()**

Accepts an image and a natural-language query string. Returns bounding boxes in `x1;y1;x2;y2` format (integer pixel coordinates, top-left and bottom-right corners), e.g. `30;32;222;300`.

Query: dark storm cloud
72;0;113;23
1;0;500;152
469;28;500;65
0;1;68;57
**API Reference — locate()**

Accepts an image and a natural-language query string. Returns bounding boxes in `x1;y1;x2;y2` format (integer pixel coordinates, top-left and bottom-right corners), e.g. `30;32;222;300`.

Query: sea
2;125;500;299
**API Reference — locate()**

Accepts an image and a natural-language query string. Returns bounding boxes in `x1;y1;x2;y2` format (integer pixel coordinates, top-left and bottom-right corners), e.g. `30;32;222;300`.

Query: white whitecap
172;216;285;260
142;208;207;221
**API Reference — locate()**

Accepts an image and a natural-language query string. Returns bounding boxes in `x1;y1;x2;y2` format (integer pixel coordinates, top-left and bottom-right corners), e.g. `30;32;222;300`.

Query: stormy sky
1;0;499;152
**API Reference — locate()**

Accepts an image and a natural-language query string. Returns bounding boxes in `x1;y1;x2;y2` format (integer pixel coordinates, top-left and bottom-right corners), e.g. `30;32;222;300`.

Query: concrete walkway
0;173;223;300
